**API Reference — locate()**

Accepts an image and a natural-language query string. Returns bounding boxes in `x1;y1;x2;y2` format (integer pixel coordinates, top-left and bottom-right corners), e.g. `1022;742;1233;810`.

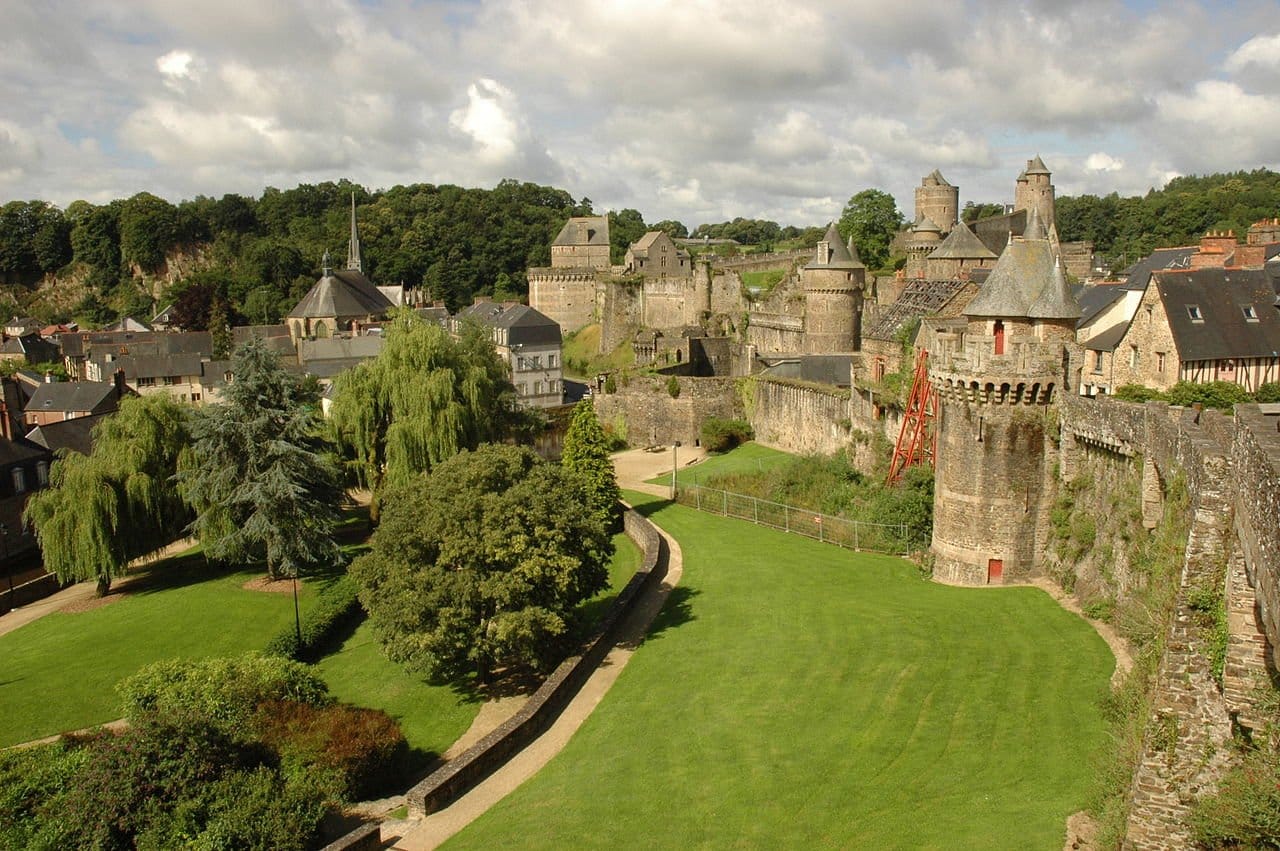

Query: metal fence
674;484;910;556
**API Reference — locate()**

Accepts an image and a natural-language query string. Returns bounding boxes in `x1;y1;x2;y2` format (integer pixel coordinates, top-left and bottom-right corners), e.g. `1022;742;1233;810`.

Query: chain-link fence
674;484;910;556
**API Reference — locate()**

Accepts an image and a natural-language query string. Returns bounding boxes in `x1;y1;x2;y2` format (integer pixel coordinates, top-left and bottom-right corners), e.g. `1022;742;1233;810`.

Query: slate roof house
625;231;692;277
23;376;129;427
1082;264;1280;395
450;301;564;409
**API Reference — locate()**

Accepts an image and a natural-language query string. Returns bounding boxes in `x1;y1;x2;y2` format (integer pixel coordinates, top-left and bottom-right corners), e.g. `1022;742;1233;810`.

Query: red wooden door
987;558;1003;584
993;321;1005;355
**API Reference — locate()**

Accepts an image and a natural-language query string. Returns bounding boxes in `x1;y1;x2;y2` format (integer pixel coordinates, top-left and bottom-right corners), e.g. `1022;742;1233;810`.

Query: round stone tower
802;223;866;353
903;215;943;279
1013;155;1056;231
914;169;959;234
927;208;1080;585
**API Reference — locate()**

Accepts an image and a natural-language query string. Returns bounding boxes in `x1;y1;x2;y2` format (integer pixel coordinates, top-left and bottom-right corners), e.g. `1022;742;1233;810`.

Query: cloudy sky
2;0;1279;228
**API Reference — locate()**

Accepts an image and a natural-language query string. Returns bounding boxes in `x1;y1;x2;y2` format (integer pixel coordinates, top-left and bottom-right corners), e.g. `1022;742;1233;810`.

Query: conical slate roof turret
924;169;952;187
1028;256;1081;320
846;234;862;264
806;223;864;270
914;215;942;234
1025;154;1051;175
963;236;1056;318
927;219;997;260
1023;206;1047;241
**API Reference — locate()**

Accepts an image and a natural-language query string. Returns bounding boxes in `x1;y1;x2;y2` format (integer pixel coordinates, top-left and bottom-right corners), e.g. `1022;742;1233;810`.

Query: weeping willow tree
329;310;517;520
24;394;193;596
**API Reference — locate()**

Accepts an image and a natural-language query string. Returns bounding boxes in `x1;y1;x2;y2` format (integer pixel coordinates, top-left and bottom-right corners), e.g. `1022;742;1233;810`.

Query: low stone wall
747;378;850;456
404;508;664;817
0;572;61;615
319;822;382;851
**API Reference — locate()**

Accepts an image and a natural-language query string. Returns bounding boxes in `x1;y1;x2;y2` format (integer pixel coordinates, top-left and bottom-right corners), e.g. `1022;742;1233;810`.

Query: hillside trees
609;208;648;264
328;311;516;519
838;188;904;270
24;394;193;596
180;339;343;581
561;400;621;528
352;444;611;681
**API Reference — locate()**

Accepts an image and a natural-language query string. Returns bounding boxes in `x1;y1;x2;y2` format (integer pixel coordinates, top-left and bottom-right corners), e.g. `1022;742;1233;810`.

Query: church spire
346;192;362;273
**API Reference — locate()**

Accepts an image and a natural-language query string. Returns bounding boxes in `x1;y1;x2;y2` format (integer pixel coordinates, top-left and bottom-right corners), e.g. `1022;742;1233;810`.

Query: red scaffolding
886;348;938;484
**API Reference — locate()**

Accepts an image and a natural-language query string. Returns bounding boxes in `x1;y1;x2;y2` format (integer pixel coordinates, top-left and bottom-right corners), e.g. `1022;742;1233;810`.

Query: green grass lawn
0;548;333;747
741;268;786;296
446;494;1114;850
313;532;643;766
644;441;794;488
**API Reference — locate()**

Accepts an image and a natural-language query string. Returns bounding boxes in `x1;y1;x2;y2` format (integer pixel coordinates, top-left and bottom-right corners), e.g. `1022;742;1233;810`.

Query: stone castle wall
746;378;851;456
528;269;597;332
592;375;741;448
710;249;810;274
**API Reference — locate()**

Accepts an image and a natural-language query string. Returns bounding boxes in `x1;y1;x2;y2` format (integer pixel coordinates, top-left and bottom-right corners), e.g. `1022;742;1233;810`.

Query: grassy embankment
447;493;1114;849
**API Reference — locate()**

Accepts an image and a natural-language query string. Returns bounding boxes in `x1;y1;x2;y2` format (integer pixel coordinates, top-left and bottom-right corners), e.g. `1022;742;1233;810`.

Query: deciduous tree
352;444;611;682
24;395;193;596
838;189;904;270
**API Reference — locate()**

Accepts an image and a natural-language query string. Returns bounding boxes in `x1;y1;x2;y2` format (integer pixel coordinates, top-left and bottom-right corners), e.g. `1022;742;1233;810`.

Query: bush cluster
117;652;331;731
1112;380;1277;410
255;700;409;800
264;576;363;660
700;418;754;453
1;652;410;848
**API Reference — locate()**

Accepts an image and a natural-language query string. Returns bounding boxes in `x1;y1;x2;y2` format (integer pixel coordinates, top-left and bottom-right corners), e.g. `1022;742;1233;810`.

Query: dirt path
386;458;686;850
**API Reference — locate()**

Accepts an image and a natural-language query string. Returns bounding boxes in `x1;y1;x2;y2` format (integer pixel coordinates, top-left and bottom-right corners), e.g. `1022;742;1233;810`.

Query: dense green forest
0;168;1276;330
1055;168;1280;266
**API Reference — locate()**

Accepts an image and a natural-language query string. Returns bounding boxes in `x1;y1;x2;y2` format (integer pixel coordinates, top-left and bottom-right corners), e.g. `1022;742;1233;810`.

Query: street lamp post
670;441;682;500
0;523;11;598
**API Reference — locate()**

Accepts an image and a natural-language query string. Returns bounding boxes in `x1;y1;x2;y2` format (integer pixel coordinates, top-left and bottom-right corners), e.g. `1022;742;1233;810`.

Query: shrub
700;418;754;453
1112;384;1163;403
1256;382;1280;403
53;720;258;849
1164;380;1251;410
666;375;680;398
0;741;91;850
1191;748;1280;849
264;576;363;660
603;374;617;394
254;700;408;800
118;652;331;732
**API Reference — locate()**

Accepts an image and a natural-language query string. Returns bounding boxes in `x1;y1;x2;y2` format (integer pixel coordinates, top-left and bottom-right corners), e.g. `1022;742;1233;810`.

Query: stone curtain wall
527;269;598;333
592;376;741;448
747;378;851;456
709;249;810;274
1058;396;1280;848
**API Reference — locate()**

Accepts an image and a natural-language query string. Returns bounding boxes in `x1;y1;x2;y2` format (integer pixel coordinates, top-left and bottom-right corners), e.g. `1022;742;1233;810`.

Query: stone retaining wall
0;573;61;615
593;376;741;447
747;378;851;456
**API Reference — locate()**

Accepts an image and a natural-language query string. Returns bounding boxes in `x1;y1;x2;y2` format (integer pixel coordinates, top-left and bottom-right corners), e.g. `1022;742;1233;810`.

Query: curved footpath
384;450;695;850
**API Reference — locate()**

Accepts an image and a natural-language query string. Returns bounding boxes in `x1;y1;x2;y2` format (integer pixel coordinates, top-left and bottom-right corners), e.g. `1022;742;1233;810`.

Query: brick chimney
114;368;126;399
1191;230;1236;269
1233;244;1267;269
1247;217;1280;246
0;401;11;441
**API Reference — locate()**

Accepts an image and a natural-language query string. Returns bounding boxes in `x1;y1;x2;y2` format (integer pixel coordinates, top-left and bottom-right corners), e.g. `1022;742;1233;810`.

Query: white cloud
1224;33;1280;72
156;50;196;80
1084;152;1124;172
450;79;522;165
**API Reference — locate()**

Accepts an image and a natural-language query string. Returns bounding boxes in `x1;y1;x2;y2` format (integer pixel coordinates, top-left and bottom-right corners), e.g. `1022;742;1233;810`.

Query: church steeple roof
346;193;363;273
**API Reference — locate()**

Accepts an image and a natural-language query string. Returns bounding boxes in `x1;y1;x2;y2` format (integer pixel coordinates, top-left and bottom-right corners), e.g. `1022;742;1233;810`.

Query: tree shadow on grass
622;584;698;650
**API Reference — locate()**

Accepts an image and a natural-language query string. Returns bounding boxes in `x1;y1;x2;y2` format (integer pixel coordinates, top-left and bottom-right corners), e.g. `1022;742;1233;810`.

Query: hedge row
264;576;363;661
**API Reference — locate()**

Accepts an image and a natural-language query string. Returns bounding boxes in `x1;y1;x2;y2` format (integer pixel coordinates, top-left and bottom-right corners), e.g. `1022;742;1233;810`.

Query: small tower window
993;320;1005;355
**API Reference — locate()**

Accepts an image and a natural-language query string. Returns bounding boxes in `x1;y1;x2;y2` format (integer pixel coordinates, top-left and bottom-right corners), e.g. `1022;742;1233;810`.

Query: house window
36;461;48;487
12;468;25;494
191;393;201;402
529;355;541;369
1186;305;1203;321
137;376;156;387
1093;351;1103;373
533;381;543;395
164;376;180;386
1129;345;1139;369
1156;352;1166;373
547;354;557;369
517;382;526;396
1243;305;1258;321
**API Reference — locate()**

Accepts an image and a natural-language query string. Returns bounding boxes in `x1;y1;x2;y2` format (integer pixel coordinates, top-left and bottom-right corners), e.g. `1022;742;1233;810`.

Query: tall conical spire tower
346;193;363;273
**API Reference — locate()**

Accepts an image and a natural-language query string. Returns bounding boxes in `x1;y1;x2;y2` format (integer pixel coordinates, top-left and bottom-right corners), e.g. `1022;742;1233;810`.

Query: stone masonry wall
592;375;741;448
746;378;851;456
1057;396;1280;848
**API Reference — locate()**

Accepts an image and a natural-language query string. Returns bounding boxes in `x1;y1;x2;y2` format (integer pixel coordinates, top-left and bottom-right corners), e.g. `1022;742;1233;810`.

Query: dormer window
1186;305;1203;321
1242;305;1258;322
